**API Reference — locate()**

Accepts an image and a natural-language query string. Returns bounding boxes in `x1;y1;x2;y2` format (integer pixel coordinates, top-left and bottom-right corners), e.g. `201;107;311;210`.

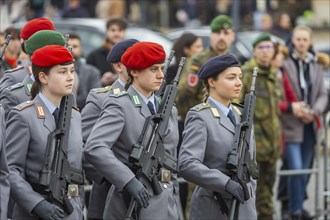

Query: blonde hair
292;25;313;39
201;75;220;102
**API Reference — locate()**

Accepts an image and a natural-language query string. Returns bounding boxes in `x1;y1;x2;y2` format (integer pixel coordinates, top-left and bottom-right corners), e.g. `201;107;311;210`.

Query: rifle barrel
249;67;258;93
0;35;12;61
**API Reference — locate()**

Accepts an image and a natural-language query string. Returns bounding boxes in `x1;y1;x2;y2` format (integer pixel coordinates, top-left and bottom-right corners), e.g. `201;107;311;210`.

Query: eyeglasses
256;45;274;50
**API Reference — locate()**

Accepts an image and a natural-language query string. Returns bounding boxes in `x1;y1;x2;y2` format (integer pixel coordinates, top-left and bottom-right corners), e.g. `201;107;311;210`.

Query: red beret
121;42;166;70
20;18;55;40
31;45;73;67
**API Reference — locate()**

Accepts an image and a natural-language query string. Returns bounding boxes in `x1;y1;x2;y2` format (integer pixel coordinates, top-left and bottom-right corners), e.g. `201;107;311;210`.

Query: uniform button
163;184;168;189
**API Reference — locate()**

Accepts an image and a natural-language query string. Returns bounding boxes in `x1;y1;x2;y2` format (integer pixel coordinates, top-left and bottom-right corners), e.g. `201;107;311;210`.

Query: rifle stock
125;57;186;220
226;67;259;220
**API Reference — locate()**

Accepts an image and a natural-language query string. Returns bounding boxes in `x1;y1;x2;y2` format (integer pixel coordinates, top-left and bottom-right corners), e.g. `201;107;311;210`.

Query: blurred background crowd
0;0;329;31
0;1;329;219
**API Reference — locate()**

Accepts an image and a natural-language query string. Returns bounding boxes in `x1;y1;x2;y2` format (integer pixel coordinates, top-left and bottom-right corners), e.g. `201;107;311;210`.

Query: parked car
166;26;285;64
15;18;173;58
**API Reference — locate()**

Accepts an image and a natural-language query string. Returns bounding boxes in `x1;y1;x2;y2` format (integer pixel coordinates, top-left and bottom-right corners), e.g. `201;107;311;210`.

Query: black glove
225;179;244;204
124;177;150;208
32;200;64;220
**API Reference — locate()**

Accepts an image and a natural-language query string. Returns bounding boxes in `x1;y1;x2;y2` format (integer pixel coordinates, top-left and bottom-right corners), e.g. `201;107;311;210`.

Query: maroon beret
20;18;55;40
31;45;73;67
121;42;166;70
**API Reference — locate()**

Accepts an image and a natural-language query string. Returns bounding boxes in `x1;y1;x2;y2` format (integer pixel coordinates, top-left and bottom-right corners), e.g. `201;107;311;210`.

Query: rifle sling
213;192;230;216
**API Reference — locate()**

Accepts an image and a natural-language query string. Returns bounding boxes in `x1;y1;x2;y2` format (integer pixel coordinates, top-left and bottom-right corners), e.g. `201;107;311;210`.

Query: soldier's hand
225;179;244;204
32;200;64;220
124;177;150;208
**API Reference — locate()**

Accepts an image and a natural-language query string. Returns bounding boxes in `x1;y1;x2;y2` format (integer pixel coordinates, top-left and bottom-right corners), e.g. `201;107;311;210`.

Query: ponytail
125;70;133;90
30;82;40;99
202;79;209;102
31;63;52;99
202;75;219;102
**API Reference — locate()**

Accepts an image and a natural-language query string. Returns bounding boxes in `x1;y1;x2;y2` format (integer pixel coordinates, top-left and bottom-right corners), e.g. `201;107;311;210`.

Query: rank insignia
36;105;45;118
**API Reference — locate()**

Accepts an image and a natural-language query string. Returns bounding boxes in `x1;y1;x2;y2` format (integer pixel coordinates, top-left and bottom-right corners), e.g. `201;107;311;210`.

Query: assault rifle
226;67;259;220
38;94;84;214
155;50;175;97
125;57;186;220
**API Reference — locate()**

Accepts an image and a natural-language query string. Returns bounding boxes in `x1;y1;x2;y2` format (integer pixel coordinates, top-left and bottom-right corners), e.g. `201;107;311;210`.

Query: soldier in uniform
84;42;180;220
178;54;257;220
0;105;10;220
239;33;282;220
81;39;138;220
176;15;235;123
5;45;84;220
175;14;235;217
0;18;55;93
0;30;66;117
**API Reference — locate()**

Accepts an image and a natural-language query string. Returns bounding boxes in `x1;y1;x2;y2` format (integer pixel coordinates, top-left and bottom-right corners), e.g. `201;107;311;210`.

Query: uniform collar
131;85;156;108
208;96;233;116
117;78;126;87
38;92;58;114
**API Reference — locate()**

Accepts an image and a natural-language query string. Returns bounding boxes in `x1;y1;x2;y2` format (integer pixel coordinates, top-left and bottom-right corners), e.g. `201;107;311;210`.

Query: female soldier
5;45;84;220
84;42;180;219
178;54;257;219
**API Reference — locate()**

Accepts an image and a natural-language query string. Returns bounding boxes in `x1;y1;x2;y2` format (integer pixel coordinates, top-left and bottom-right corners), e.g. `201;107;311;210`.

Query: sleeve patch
187;74;199;87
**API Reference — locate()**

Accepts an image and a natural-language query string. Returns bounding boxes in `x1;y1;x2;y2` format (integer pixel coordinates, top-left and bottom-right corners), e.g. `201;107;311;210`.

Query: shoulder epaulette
192;103;210;112
72;105;80;111
232;102;243;116
109;91;128;98
231;101;244;108
6;83;24;91
14;100;34;111
92;86;112;94
4;65;24;73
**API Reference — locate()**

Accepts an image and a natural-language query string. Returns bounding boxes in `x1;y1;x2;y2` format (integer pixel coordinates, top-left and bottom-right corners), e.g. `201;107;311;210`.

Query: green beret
252;33;272;48
25;30;66;55
210;15;233;32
